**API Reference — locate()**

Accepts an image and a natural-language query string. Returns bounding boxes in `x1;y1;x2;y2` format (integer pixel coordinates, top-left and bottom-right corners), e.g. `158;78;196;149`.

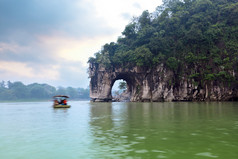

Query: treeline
0;81;89;101
89;0;238;84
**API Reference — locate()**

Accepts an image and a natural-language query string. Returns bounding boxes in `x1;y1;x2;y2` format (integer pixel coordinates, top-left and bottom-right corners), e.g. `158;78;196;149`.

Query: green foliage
118;81;127;91
189;73;200;79
88;0;238;84
204;74;215;81
0;81;89;101
166;57;179;71
122;23;137;39
216;71;235;82
185;52;196;64
133;46;153;66
153;53;165;64
138;10;151;28
88;57;96;63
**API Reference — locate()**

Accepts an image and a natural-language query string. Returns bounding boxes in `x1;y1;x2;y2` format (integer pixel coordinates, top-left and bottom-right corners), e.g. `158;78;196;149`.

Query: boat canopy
53;95;69;98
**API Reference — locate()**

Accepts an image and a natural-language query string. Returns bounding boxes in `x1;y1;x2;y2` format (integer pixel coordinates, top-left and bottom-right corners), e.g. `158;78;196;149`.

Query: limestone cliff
89;62;238;102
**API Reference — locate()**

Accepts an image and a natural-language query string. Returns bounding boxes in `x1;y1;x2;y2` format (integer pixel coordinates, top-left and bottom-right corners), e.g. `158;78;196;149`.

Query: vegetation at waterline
0;81;89;101
89;0;238;85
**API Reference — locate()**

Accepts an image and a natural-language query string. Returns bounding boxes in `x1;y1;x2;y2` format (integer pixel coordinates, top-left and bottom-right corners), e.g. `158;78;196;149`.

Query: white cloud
37;34;116;67
0;61;59;80
0;0;163;88
88;0;161;33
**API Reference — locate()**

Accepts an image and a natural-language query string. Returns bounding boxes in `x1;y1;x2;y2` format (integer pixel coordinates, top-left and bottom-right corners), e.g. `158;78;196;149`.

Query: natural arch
111;73;134;92
89;62;140;102
88;62;174;102
111;78;132;102
89;62;238;102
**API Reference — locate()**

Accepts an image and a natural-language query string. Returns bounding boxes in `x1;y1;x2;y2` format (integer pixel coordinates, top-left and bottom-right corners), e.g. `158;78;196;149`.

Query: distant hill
0;81;89;101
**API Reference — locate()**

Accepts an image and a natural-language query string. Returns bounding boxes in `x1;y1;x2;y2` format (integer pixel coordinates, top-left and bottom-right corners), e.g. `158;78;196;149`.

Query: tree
0;81;6;88
0;80;90;101
138;10;151;29
8;81;29;99
118;81;127;91
133;46;153;67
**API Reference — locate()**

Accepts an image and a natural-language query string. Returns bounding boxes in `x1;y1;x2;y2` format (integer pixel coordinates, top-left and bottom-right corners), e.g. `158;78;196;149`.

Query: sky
0;0;162;88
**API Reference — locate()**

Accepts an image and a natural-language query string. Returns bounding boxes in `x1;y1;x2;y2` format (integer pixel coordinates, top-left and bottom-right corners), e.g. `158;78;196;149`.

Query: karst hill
88;0;238;102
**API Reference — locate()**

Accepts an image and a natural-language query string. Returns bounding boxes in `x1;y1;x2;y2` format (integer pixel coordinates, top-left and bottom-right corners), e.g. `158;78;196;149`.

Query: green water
0;101;238;159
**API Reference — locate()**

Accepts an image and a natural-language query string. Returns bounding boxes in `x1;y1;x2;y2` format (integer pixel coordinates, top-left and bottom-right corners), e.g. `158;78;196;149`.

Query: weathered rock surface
89;63;238;102
112;91;131;102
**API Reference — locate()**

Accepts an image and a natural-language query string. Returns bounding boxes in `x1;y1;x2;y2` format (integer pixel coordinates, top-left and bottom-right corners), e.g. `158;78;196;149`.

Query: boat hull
53;104;71;108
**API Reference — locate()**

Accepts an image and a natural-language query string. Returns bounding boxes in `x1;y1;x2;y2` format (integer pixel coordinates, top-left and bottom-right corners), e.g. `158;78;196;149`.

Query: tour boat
53;95;71;108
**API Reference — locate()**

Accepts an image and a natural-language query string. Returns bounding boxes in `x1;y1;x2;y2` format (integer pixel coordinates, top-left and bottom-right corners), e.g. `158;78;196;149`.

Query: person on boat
63;99;67;105
58;99;62;105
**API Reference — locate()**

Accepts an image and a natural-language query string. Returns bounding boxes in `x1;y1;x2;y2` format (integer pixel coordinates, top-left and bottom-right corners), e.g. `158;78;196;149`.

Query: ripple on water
120;136;128;139
151;150;166;153
190;133;199;136
135;136;146;140
129;141;140;145
157;155;167;158
135;149;149;153
195;152;218;158
161;137;168;140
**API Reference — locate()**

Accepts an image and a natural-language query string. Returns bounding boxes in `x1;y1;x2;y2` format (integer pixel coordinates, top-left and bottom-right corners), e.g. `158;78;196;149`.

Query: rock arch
89;62;238;102
89;63;138;102
111;73;134;93
88;62;173;102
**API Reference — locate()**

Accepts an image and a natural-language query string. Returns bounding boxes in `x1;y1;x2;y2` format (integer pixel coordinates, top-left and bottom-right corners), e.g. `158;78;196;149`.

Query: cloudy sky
0;0;162;88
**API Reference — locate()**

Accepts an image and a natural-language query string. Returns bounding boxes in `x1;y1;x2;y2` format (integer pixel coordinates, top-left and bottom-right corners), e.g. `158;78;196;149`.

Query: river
0;101;238;159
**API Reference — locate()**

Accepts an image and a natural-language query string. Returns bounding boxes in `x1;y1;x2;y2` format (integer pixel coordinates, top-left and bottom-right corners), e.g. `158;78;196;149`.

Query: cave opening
110;74;133;102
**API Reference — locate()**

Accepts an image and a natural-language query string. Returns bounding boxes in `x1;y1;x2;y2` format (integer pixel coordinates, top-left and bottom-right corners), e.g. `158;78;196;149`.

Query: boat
53;95;71;108
53;104;71;108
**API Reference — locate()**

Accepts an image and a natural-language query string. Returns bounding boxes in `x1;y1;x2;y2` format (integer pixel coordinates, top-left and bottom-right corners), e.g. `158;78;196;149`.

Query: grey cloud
0;42;57;65
56;61;89;88
0;0;115;40
0;0;116;88
0;0;116;66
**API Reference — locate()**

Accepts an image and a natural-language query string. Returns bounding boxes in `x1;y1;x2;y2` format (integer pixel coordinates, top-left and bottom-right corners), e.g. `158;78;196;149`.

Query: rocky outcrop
112;91;131;102
89;62;238;102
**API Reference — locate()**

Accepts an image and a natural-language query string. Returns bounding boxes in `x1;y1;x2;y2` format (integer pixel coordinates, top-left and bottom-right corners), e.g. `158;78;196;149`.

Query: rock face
89;62;238;102
112;91;131;102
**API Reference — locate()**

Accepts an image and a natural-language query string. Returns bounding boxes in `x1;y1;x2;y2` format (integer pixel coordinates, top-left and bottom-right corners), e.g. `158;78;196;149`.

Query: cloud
37;34;118;65
133;3;142;10
0;59;89;88
56;61;89;88
0;60;59;80
0;0;120;66
0;0;162;88
0;42;53;64
0;0;115;41
0;32;111;88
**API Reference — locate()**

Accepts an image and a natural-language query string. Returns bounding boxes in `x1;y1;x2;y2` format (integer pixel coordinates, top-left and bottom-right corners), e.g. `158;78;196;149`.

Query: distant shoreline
0;99;90;103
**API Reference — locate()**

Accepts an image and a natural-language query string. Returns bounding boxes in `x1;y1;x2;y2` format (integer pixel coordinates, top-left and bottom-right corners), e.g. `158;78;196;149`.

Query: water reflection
0;101;237;158
88;102;238;158
52;108;69;114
